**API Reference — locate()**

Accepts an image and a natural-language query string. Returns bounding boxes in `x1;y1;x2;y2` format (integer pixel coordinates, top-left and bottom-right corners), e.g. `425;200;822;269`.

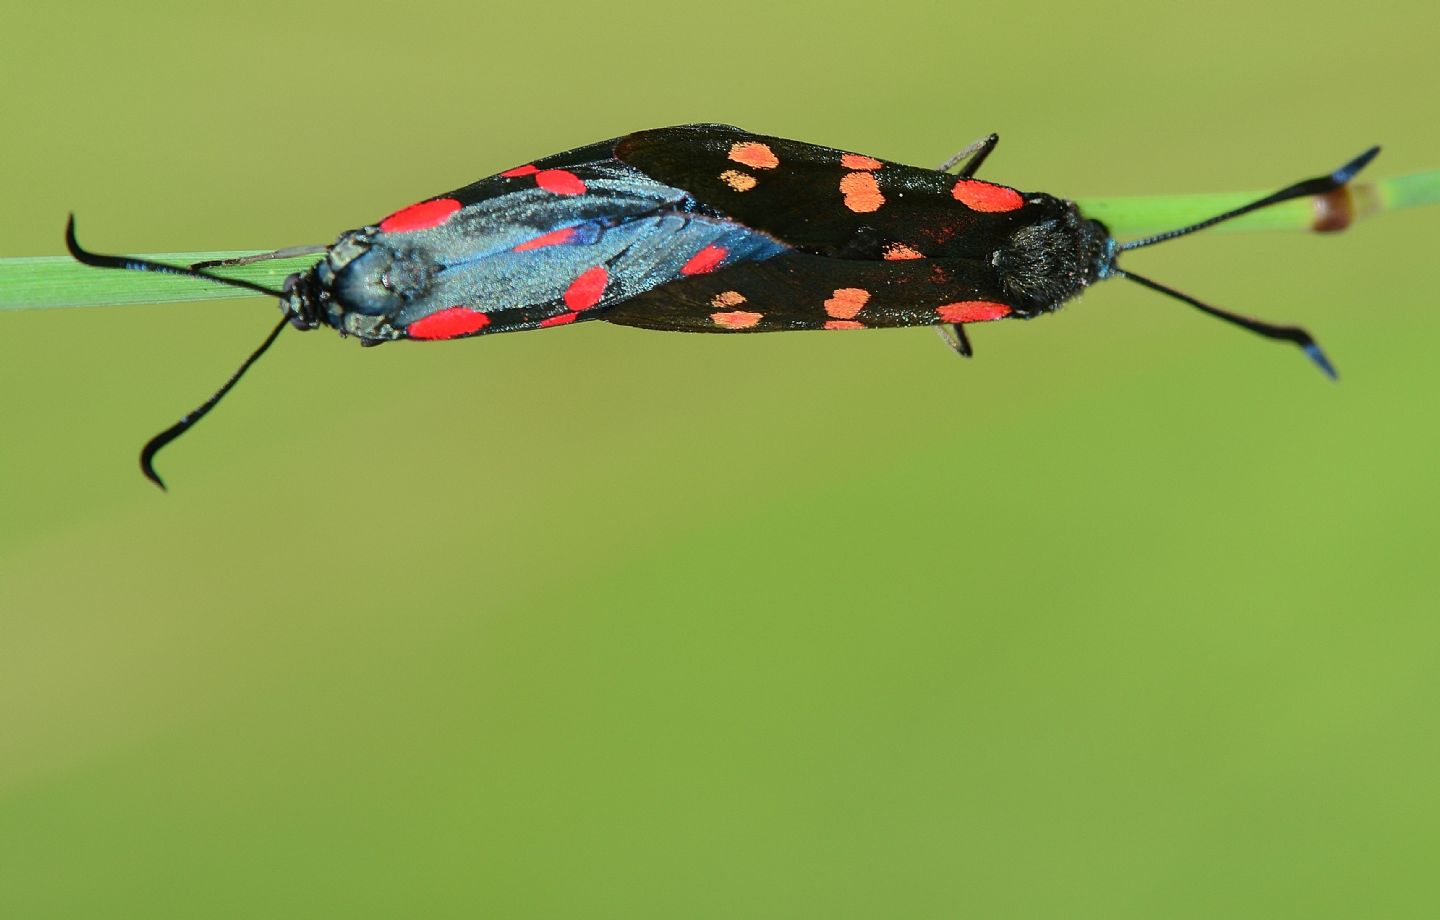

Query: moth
67;124;1377;486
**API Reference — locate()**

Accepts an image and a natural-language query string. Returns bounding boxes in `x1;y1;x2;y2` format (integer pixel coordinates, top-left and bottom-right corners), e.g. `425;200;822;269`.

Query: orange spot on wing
840;171;885;213
710;290;747;307
719;169;758;191
539;311;579;327
936;301;1012;323
823;320;865;330
824;288;870;319
728;142;779;169
711;310;763;329
951;179;1024;212
882;242;923;260
841;153;883;170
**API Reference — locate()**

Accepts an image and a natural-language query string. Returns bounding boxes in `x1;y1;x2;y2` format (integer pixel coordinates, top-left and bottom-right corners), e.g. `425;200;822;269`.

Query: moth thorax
335;245;428;307
994;204;1109;315
312;230;435;342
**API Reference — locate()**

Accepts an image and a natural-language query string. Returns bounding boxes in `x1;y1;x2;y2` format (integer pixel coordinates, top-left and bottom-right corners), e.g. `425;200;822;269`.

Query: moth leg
191;244;328;270
936;134;1000;178
934;323;974;357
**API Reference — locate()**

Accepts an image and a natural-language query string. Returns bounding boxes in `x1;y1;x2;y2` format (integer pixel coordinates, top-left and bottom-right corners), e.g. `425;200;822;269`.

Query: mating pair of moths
67;123;1378;487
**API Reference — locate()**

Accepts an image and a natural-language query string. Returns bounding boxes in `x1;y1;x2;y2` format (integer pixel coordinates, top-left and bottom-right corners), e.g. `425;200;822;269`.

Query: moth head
993;198;1110;315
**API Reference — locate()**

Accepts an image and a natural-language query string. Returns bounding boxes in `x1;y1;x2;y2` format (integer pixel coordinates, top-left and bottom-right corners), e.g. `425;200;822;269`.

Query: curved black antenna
1119;146;1380;252
1106;147;1377;378
66;215;297;489
140;316;290;490
65;214;288;298
1116;268;1337;380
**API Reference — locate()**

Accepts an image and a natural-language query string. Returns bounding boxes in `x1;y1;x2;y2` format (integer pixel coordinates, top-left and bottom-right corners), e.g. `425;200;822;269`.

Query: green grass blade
1;169;1436;312
1076;170;1440;238
0;251;319;310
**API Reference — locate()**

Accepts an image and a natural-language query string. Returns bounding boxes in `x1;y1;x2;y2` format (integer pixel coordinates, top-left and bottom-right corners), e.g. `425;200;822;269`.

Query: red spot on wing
535;169;587;195
840;172;885;213
841;153;883;170
514;226;579;252
719;169;758;192
728;142;779;169
540;312;579;327
951;180;1024;212
680;245;727;276
824;320;865;330
379;197;461;233
882;242;924;261
564;266;609;310
501;164;539;177
936;301;1012;323
824;288;870;319
406;306;491;340
711;310;762;329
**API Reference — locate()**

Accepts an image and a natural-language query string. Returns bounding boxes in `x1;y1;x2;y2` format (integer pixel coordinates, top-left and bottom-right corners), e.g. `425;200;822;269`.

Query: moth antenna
65;214;289;298
1115;268;1336;380
65;216;300;488
1105;148;1374;377
1119;146;1380;252
139;316;290;490
190;245;328;270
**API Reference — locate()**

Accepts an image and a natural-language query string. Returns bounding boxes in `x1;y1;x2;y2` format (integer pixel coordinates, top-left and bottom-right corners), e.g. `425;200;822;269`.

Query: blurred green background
3;1;1437;916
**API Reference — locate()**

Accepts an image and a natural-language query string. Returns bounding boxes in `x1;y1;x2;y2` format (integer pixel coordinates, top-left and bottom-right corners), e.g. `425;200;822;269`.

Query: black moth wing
614;124;1043;261
600;250;1018;333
